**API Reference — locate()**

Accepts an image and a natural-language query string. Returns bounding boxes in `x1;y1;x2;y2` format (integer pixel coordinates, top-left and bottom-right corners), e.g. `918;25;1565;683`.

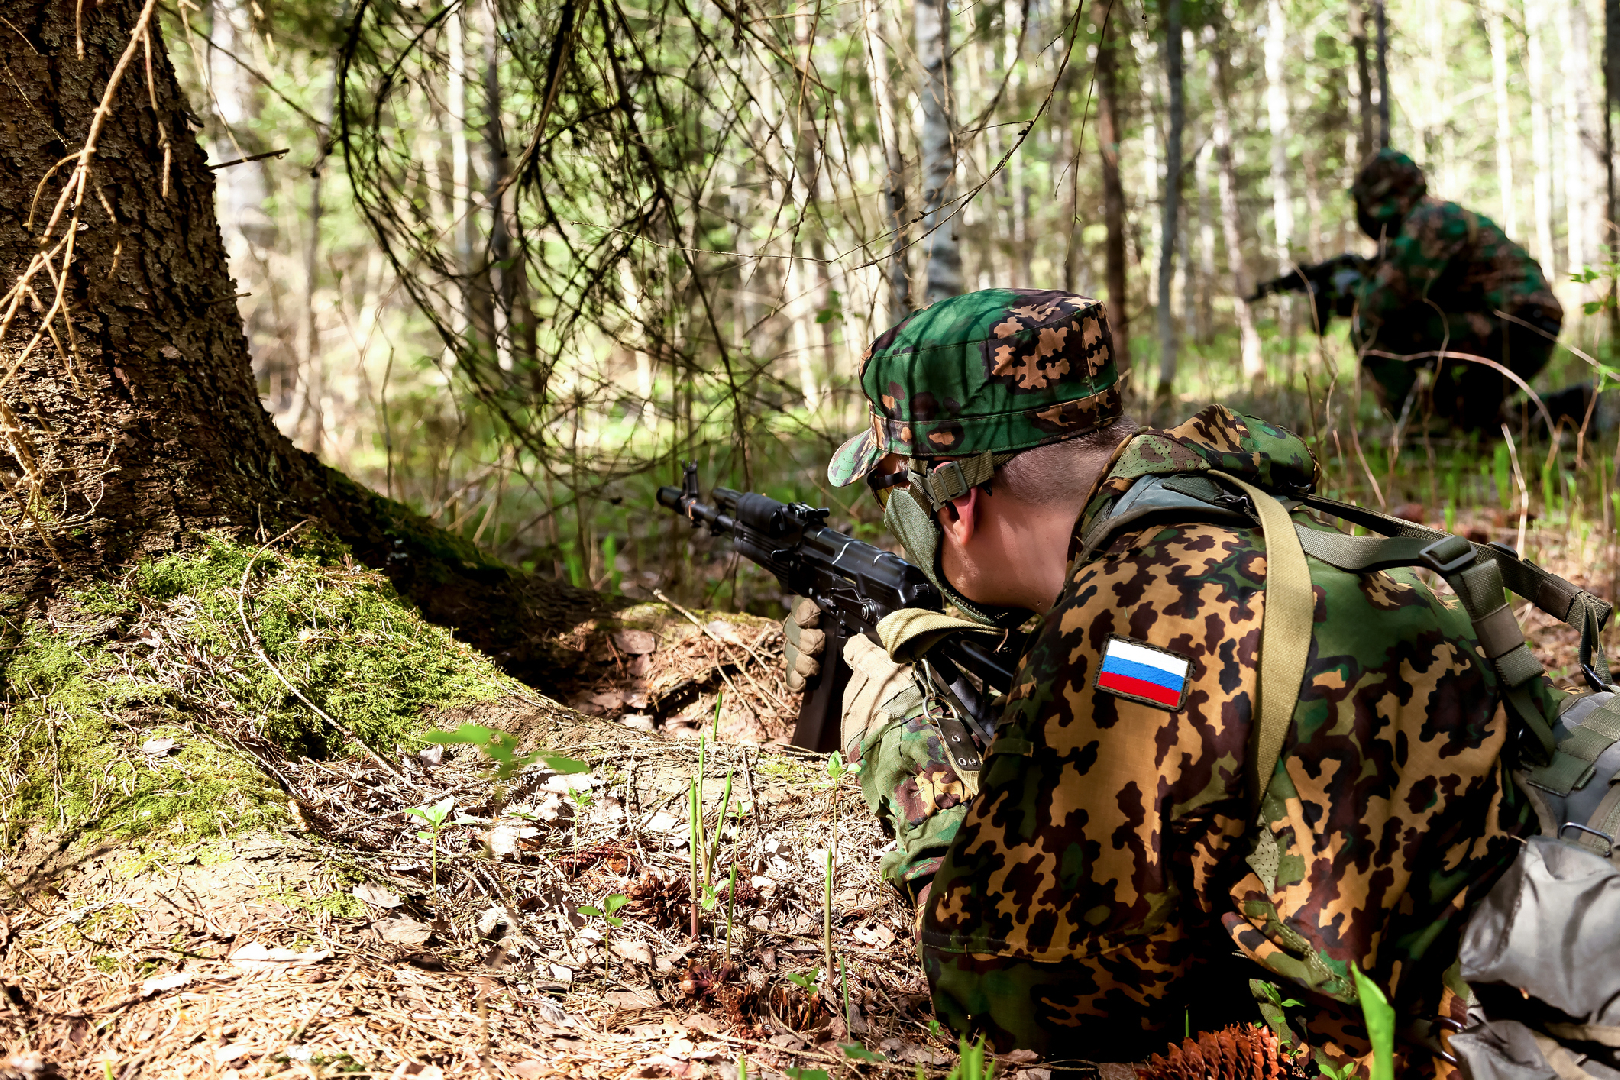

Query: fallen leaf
352;883;402;909
612;629;658;654
508;1064;548;1079
1002;1049;1040;1064
373;917;433;947
667;1036;696;1057
605;988;660;1009
140;972;191;996
487;822;541;857
749;875;778;895
703;619;743;644
611;938;654;966
229;943;330;969
214;1043;257;1063
476;906;511;938
852;923;894;948
542;772;594;794
387;1064;445;1080
548;963;574;984
682;1013;722;1033
141;738;177;756
647;811;684;833
417;745;444;766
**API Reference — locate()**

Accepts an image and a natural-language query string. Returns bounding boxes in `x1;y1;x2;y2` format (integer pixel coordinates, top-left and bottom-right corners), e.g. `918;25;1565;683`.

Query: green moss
0;532;522;853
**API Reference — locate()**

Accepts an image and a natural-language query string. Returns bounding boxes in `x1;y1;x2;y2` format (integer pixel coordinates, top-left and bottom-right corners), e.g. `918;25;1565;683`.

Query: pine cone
1136;1024;1310;1080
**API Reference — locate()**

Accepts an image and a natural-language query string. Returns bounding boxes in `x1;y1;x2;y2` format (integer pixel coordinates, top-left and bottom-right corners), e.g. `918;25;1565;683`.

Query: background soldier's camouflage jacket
919;406;1539;1077
1354;196;1562;357
1350;151;1563;427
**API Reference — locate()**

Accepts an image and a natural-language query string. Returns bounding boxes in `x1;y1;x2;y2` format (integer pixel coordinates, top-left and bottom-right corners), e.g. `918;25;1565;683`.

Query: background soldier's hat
1351;149;1427;223
827;288;1123;487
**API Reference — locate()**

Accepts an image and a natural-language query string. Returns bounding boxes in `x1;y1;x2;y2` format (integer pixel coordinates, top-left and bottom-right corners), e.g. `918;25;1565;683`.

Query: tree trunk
862;0;909;320
1265;0;1294;278
1156;0;1183;397
917;0;961;305
1559;0;1599;284
1096;5;1130;376
1608;0;1620;343
1348;0;1374;163
0;0;596;683
1211;30;1264;383
1374;0;1390;147
1489;0;1518;238
1526;0;1557;277
206;0;279;406
1195;133;1217;344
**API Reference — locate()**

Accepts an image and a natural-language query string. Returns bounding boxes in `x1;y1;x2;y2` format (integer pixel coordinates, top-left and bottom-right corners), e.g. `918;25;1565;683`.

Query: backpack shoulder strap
1209;471;1315;820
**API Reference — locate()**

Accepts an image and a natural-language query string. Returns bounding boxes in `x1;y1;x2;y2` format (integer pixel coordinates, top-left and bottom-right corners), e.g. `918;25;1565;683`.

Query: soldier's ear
938;487;980;547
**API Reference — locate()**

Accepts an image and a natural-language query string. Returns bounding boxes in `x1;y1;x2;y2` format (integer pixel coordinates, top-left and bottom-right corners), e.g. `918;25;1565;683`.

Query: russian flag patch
1096;636;1191;711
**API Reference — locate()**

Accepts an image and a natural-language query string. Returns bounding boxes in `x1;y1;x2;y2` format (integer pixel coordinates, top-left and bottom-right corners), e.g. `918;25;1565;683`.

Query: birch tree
917;0;962;304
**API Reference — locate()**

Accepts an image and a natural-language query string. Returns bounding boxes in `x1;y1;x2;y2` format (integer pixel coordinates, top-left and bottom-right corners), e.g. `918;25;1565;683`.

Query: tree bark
1488;0;1518;239
862;0;909;320
1374;0;1390;147
1095;6;1130;376
1211;29;1264;383
0;0;597;683
1348;0;1375;163
1608;0;1620;343
917;0;962;305
1526;0;1557;276
1156;0;1183;397
1265;0;1294;278
1559;0;1599;282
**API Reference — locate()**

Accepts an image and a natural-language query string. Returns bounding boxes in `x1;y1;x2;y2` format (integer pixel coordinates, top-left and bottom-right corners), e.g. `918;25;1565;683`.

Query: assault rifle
656;463;1022;761
1247;252;1371;335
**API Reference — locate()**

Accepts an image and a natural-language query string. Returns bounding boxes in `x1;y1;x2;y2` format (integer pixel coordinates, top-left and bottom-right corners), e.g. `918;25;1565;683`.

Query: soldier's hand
840;633;918;753
782;597;825;692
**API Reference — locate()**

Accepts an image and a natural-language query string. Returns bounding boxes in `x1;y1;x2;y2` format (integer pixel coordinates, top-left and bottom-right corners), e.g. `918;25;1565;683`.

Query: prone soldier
785;287;1617;1078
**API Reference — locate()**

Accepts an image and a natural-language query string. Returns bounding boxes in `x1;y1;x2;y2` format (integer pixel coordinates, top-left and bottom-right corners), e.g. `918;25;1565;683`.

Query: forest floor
0;604;1076;1080
0;500;1610;1080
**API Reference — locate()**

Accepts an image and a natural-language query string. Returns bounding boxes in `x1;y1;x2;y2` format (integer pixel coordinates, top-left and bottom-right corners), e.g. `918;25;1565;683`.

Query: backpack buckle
1558;821;1615;857
1419;535;1475;575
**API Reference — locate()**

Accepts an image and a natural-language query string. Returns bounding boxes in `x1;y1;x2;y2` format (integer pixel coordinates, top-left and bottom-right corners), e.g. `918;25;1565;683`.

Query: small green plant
785;1070;829;1080
425;724;588;781
946;1033;994;1080
579;893;630;969
1352;965;1395;1080
784;968;821;993
407;796;456;890
724;863;739;962
840;1042;884;1063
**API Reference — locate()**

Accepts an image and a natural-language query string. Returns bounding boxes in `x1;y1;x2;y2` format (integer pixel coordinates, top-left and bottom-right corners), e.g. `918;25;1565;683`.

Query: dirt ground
0;610;1078;1080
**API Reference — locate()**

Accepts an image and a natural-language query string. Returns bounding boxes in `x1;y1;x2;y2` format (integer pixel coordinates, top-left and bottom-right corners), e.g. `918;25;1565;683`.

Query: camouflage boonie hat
1351;149;1427;224
828;289;1122;486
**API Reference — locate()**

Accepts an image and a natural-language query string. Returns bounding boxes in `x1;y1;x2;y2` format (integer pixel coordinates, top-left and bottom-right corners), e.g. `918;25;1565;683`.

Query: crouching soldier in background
1350;150;1563;431
786;288;1620;1078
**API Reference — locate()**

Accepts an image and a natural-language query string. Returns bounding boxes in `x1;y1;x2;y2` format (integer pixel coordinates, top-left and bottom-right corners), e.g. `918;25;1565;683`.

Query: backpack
1079;465;1620;1079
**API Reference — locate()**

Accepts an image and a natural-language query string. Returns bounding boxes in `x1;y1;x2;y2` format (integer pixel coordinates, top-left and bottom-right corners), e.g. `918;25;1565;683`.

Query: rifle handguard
878;607;1001;664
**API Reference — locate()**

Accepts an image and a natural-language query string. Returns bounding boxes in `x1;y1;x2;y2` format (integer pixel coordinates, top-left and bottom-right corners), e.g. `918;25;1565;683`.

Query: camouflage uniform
830;288;1125;905
1351;150;1563;430
921;406;1541;1076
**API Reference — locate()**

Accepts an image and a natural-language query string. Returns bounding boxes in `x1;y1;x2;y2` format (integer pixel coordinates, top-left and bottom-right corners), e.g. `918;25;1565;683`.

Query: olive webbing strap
1209;472;1315;820
1579;781;1620;857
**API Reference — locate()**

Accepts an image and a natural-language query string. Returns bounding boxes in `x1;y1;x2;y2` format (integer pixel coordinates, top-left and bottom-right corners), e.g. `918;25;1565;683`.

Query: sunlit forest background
173;0;1620;626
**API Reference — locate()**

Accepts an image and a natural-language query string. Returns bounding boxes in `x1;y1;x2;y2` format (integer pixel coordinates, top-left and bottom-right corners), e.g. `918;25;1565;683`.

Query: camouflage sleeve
846;697;972;907
921;522;1263;1048
1356;201;1471;342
